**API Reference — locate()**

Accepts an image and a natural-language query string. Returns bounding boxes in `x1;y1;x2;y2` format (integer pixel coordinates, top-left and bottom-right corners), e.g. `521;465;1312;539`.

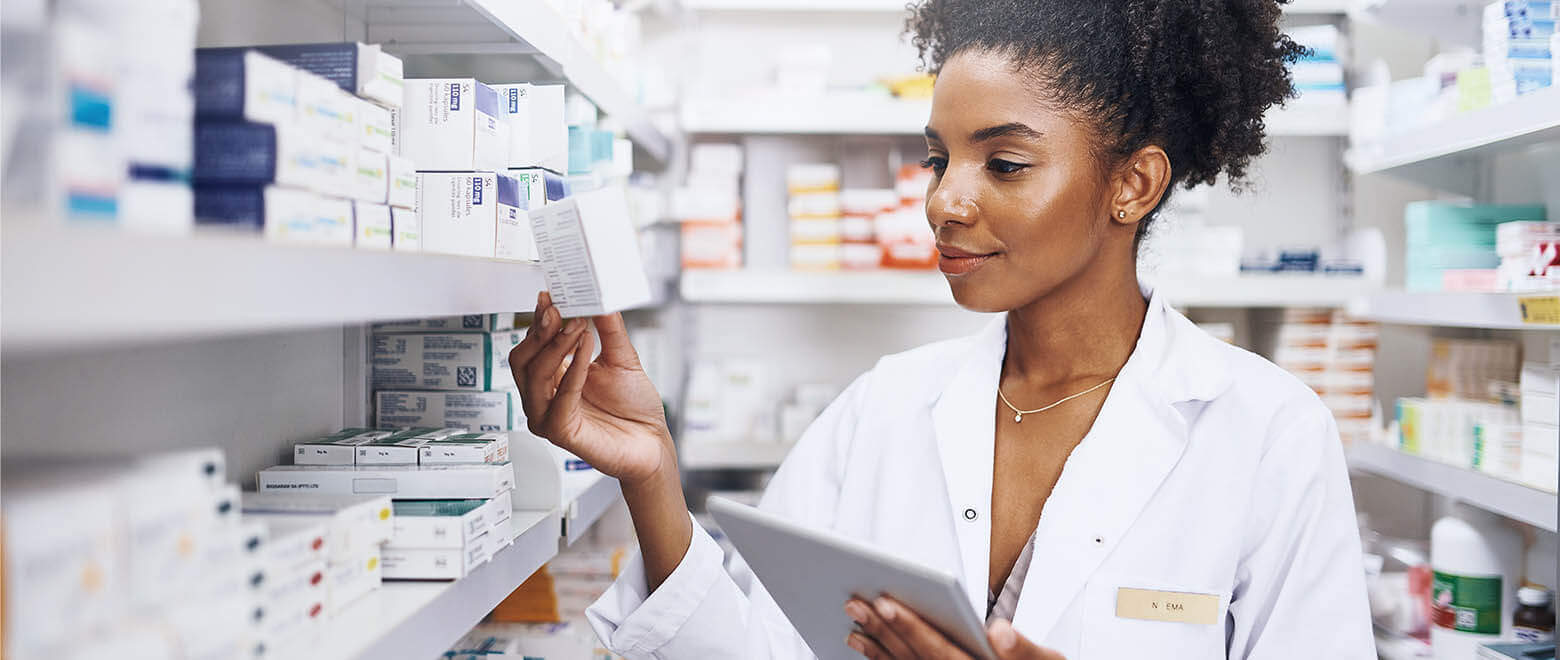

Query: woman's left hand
844;597;1066;660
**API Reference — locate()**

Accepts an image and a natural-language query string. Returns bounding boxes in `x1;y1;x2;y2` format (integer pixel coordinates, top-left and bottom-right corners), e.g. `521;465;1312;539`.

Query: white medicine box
391;206;420;252
529;187;653;317
417;172;507;258
370;330;522;392
402;78;506;171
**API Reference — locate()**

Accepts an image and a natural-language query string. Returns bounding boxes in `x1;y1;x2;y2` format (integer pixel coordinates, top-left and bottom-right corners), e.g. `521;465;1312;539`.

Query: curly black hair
906;0;1306;232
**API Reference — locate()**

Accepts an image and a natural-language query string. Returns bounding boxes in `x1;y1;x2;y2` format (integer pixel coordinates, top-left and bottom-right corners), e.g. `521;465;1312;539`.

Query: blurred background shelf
0;224;549;355
680;440;796;470
1347;443;1557;532
1350;290;1560;330
680;0;1350;13
1348;87;1560;195
681;270;1375;307
561;470;622;545
322;509;564;660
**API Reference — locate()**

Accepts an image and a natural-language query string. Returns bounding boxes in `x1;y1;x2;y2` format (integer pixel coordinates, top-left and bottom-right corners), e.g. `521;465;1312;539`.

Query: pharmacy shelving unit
561;469;624;545
680;269;1378;308
1347;443;1558;533
1350;290;1560;330
1348;86;1560;196
338;0;673;165
680;0;1349;13
681;440;797;470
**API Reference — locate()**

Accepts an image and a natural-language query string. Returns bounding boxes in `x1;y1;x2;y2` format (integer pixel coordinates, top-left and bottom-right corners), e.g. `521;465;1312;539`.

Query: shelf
681;270;1375;307
1349;290;1560;330
682;0;1348;13
682;96;1347;137
1347;443;1557;532
560;470;622;545
0;224;549;355
1349;87;1560;195
681;440;795;470
322;509;565;660
353;0;672;164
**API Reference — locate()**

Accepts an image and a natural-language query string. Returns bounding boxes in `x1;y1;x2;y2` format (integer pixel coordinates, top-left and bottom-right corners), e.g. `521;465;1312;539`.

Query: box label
1431;571;1502;634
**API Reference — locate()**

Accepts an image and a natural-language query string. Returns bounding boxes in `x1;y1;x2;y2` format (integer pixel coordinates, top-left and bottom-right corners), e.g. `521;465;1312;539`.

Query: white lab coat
586;290;1375;659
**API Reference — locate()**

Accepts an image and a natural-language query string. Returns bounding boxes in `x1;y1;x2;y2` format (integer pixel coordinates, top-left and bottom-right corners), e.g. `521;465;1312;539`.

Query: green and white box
386;155;416;209
294;428;392;466
354;201;392;250
374;391;518;432
391;206;419;251
241;492;394;552
372;314;516;332
382;533;492;580
418;432;510;465
352;149;387;203
483;489;513;536
356;427;462;465
389;499;488;548
371;331;522;392
256;463;515;500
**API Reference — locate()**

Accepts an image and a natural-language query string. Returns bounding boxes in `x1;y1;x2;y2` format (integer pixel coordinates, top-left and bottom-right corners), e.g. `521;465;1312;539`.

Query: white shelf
320;509;564;660
1347;443;1557;532
682;96;1347;137
354;0;672;164
681;270;1374;308
683;0;1347;13
681;440;795;470
561;469;622;545
1349;290;1560;330
0;224;550;355
1349;87;1560;195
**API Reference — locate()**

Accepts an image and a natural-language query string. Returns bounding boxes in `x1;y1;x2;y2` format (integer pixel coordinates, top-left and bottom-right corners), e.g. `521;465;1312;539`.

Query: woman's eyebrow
969;122;1045;143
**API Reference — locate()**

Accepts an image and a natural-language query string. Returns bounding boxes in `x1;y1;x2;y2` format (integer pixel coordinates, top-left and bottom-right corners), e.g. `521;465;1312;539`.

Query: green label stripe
1432;571;1503;634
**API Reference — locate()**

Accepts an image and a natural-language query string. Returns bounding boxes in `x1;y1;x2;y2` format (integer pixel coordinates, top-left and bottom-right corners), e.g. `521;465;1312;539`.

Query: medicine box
357;98;394;154
371;330;522;392
389;499;489;549
353;148;388;203
375;390;519;432
312;195;356;246
296;71;360;144
418;432;512;465
524;83;568;173
327;546;382;616
509;167;567;209
194;48;296;125
372;314;516;332
392;206;420;252
530;187;653;317
2;477;125;654
257;463;516;500
356;427;462;465
402;78;506;171
494;173;538;261
241;492;394;551
387;155;417;209
491;83;533;168
485;489;514;530
382;534;493;580
263;554;326;612
417;171;502;258
254;42;404;109
194;121;352;193
355;201;393;250
259;517;329;569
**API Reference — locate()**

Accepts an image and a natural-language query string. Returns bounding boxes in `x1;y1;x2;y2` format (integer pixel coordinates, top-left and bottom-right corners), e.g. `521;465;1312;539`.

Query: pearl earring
1117;210;1127;219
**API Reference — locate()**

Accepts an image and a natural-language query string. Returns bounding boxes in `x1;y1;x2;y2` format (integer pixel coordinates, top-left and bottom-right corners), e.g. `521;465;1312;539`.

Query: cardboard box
241;492;394;551
357;98;394;153
382;534;492;580
402;78;505;171
529;187;653;317
524;83;568;173
253;42;404;109
392;206;420;252
194;185;349;245
494;172;537;261
193;48;296;125
418;431;511;465
485;489;514;530
257;463;515;500
387;154;417;208
388;499;489;549
326;547;382;616
313;195;356;246
371;331;522;392
263;555;327;611
491;83;533;168
259;517;330;569
374;390;518;432
353;149;388;203
2;476;126;654
296;71;359;144
355;427;463;465
372;314;516;332
355;201;393;250
508;167;566;209
417;171;503;258
193;121;348;192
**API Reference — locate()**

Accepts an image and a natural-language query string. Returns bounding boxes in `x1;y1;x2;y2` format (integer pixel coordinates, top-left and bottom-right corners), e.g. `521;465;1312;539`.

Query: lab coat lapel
930;316;1007;616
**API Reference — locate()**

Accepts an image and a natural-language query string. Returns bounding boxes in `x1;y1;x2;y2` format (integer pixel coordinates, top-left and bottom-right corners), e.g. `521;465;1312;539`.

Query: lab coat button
963;508;978;521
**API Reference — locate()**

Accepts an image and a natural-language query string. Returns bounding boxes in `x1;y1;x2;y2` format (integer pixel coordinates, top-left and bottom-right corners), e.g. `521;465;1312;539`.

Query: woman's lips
937;246;998;275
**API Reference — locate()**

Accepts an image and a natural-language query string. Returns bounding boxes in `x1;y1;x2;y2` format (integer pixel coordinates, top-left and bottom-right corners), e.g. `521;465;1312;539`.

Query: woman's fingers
547;327;596;429
846;599;917;659
592;313;641;368
873;597;973;659
848;631;893;659
521;318;587;432
510;294;562;391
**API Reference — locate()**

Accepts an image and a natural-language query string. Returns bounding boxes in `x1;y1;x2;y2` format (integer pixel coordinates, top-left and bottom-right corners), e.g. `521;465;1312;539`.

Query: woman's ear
1110;145;1172;227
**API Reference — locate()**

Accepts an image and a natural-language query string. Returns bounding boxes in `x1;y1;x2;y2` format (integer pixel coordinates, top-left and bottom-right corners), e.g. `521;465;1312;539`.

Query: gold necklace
998;377;1116;423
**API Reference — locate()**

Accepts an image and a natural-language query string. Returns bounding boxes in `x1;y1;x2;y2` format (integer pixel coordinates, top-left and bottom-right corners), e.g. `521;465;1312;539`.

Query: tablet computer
707;496;998;660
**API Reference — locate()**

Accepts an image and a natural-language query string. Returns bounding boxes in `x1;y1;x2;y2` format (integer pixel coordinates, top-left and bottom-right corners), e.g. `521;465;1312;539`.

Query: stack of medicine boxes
1520;359;1559;492
116;0;199;234
370;314;526;432
239;492;394;630
1485;0;1555;102
191;42;406;247
2;448;264;659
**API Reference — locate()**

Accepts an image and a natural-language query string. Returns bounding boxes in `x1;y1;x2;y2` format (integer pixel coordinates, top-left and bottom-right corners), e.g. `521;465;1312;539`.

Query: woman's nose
926;170;977;229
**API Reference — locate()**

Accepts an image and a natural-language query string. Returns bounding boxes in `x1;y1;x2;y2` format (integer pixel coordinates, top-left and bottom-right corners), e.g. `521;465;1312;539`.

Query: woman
509;0;1374;657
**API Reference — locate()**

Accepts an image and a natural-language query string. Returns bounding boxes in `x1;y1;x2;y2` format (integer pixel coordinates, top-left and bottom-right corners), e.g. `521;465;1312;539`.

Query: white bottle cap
1517;586;1553;607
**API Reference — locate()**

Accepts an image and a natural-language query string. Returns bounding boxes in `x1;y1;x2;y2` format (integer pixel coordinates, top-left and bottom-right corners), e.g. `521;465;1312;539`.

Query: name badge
1115;587;1220;625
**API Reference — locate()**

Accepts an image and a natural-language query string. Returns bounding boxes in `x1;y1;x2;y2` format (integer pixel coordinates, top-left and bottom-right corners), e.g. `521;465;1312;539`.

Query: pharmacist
509;0;1373;657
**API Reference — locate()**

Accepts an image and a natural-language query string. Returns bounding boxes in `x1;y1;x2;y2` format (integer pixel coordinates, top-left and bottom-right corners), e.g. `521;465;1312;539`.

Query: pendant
1014;413;1023;423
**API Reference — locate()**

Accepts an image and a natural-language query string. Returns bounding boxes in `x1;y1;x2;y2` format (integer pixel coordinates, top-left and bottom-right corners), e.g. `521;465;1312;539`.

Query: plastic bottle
1430;504;1523;660
1513;587;1555;643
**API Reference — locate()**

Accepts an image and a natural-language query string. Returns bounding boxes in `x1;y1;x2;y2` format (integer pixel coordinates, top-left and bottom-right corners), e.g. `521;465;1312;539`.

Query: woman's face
923;50;1130;313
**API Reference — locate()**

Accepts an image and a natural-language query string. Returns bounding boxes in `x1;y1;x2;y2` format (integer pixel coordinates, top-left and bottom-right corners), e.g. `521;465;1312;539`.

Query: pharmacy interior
1;0;1558;658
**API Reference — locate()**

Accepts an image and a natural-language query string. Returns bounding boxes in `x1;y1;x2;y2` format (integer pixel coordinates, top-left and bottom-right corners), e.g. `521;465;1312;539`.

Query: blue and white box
371;331;523;392
252;42;404;109
403;79;506;171
194;121;352;194
417;171;509;258
194;48;297;125
491;83;533;168
492;173;537;261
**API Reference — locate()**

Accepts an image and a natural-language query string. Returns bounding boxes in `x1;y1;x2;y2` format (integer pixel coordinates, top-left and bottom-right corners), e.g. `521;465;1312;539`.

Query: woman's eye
987;159;1029;174
919;156;948;174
